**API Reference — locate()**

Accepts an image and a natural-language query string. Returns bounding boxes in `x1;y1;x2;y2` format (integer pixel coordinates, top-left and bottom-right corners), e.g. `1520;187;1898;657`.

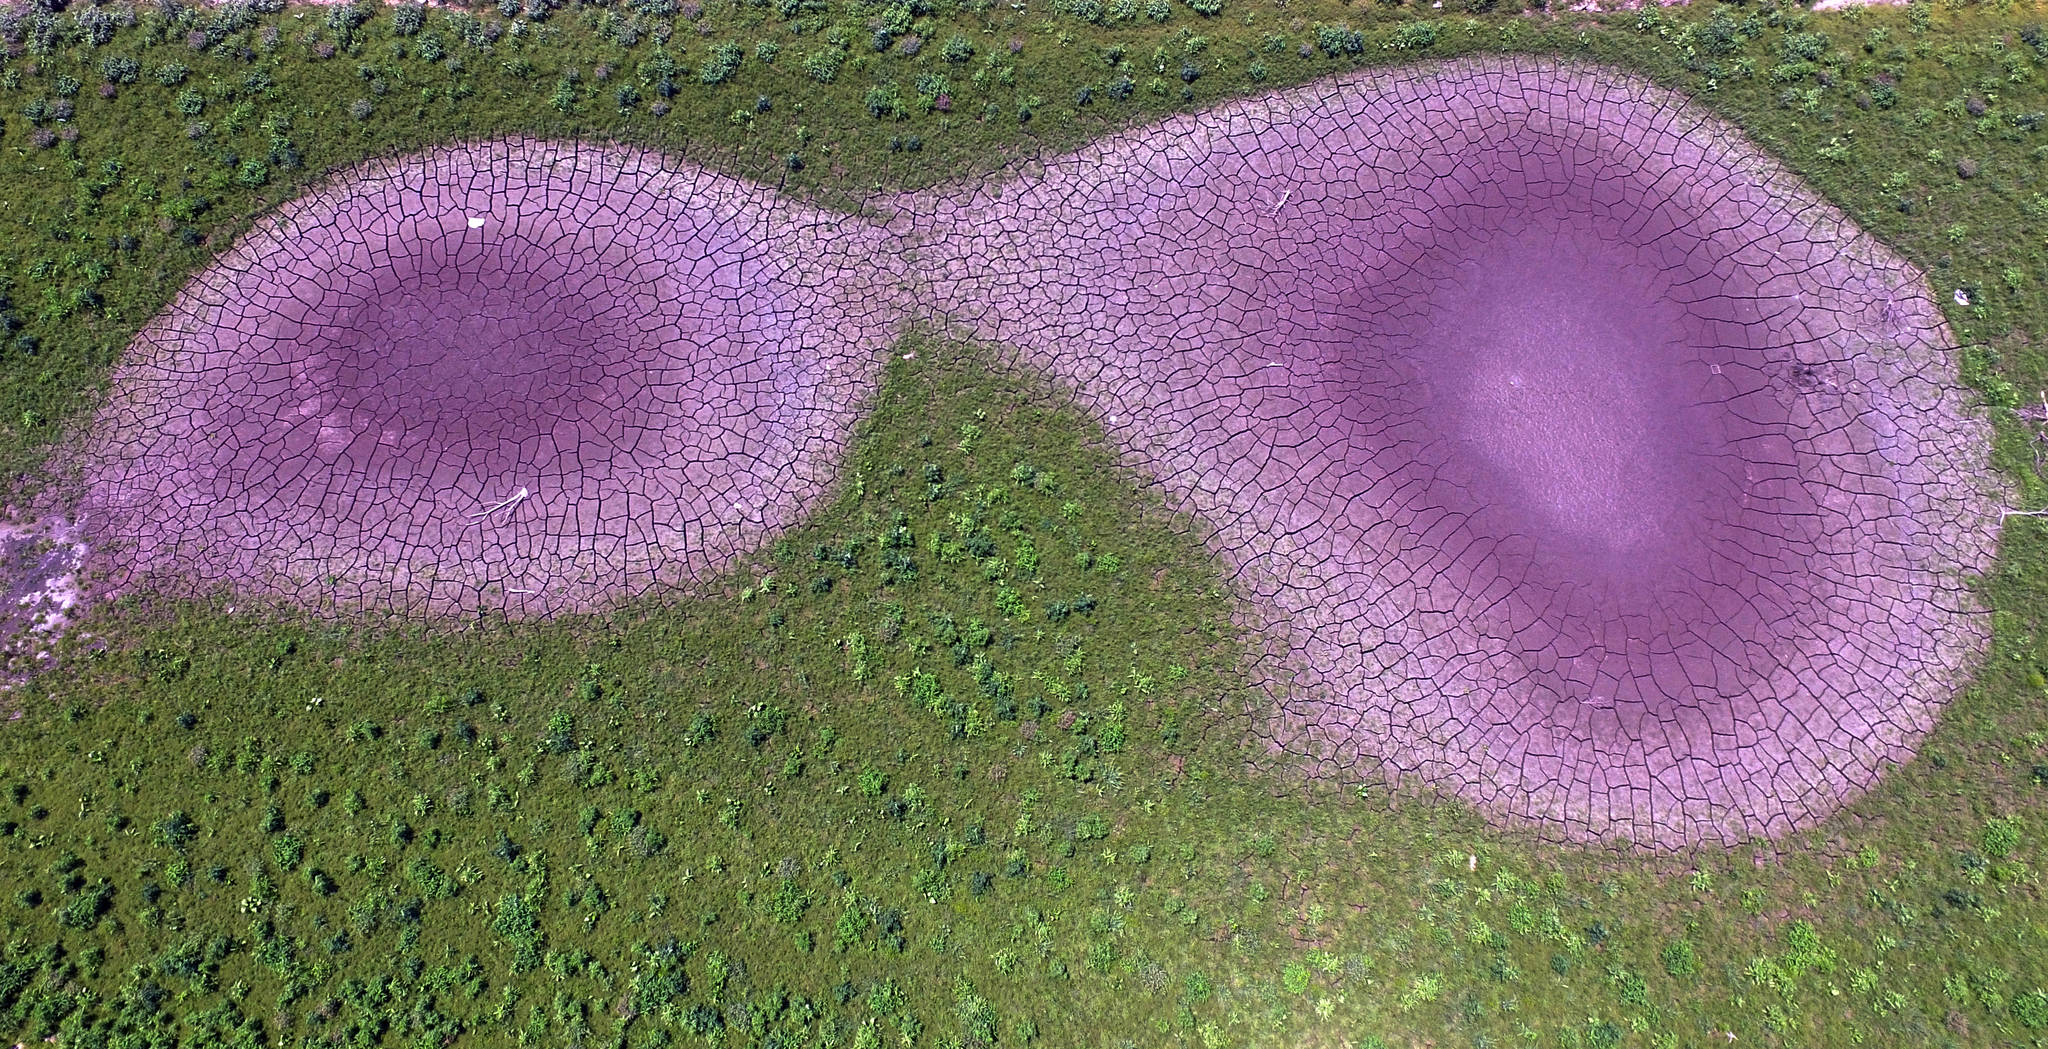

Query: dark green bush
865;82;907;119
1314;23;1363;57
1661;939;1698;978
1783;31;1831;61
98;56;139;84
700;41;744;85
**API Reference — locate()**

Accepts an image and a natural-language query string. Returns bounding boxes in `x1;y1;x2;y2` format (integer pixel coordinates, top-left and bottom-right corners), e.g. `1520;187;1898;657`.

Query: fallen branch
470;486;529;521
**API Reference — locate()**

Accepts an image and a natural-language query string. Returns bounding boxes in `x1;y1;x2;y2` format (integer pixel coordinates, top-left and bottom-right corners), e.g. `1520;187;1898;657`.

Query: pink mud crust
73;139;904;618
915;56;2005;847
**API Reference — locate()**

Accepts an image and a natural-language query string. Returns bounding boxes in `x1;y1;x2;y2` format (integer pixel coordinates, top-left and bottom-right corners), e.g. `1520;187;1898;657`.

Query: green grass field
2;0;2047;1046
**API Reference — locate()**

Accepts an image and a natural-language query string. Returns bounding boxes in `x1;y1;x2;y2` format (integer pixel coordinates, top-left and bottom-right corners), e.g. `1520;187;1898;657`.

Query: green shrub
57;882;113;931
1057;0;1107;24
98;56;139;85
1985;817;2023;859
408;857;456;899
803;48;845;83
2015;989;2048;1028
270;835;303;872
1086;939;1117;973
700;42;744;85
1281;960;1311;995
1770;62;1817;84
493;894;543;972
1386;21;1439;51
866;977;905;1015
1783;31;1831;61
154;811;198;850
1611;966;1648;1006
865;82;907;119
545;710;575;754
682;711;716;747
1661;939;1698;978
1697;9;1742;55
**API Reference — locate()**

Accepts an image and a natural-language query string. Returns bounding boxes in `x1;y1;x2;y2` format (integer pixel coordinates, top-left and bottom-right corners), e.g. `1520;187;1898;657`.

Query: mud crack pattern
921;57;2004;846
72;60;2002;846
76;140;902;618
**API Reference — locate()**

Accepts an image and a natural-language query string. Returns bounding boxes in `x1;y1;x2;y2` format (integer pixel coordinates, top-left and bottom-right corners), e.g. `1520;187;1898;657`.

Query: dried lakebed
51;57;2005;848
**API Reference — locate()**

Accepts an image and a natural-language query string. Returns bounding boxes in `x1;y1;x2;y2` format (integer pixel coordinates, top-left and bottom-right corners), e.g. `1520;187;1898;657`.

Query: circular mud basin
924;58;2004;846
78;141;900;617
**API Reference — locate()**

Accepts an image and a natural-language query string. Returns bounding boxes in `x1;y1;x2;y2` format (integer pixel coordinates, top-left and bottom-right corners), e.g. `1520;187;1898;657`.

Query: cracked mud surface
71;59;2002;845
920;57;2004;846
74;139;902;618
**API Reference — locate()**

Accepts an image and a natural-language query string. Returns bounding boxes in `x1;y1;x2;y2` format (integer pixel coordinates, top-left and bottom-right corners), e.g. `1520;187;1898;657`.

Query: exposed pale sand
0;518;89;691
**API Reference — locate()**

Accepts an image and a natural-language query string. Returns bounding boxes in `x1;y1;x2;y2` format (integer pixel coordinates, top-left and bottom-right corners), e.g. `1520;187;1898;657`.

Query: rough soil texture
72;139;903;618
916;56;2005;847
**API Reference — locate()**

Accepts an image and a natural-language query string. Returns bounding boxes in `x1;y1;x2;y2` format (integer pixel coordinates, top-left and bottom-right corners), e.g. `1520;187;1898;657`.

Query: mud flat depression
66;58;2004;846
73;140;901;618
922;57;2006;846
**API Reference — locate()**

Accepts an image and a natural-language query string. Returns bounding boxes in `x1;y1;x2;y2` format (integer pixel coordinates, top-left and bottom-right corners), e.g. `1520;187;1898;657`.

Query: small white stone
467;216;486;229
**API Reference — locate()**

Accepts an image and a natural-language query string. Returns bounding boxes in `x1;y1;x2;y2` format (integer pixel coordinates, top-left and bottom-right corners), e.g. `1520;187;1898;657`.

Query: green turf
2;1;2047;1047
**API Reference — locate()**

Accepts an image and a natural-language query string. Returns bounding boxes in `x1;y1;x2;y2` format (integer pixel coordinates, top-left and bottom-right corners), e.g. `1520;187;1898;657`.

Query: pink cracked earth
916;57;2005;846
75;139;904;619
67;58;2003;846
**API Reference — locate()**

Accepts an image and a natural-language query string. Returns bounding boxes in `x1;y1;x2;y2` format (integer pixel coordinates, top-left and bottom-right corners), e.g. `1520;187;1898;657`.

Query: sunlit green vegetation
1;0;2047;1047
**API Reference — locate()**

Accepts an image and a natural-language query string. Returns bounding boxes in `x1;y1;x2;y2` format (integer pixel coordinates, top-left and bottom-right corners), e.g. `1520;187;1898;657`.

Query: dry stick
2004;393;2048;517
470;486;529;521
2027;390;2048;471
471;487;535;595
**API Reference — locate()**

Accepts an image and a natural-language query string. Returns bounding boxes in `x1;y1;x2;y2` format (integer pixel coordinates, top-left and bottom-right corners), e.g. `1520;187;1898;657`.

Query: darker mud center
1438;239;1698;567
299;234;656;482
1332;210;1832;722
